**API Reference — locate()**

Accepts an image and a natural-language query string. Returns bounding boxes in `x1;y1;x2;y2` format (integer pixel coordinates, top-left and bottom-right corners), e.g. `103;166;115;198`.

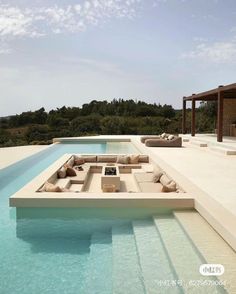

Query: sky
0;0;236;116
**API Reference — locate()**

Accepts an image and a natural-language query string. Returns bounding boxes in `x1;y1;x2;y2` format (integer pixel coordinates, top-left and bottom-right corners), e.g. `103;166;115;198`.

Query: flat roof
183;83;236;101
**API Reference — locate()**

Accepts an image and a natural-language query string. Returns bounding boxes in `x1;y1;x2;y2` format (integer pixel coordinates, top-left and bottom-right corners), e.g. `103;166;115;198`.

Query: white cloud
181;41;236;63
0;0;141;38
0;0;142;53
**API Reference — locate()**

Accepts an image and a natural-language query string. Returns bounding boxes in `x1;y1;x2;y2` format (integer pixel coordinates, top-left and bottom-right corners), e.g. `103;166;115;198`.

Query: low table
101;166;120;192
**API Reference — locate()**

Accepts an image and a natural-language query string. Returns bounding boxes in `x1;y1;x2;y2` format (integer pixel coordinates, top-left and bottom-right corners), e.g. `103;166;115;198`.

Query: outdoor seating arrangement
141;133;182;147
38;154;182;193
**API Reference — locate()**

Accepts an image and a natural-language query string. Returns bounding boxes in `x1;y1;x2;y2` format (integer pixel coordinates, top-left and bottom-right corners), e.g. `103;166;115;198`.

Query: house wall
223;99;236;136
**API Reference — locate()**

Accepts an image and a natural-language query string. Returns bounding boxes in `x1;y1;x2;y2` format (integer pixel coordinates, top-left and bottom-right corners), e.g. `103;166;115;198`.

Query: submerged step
82;231;112;294
174;210;236;294
154;215;224;294
132;219;180;294
112;224;145;294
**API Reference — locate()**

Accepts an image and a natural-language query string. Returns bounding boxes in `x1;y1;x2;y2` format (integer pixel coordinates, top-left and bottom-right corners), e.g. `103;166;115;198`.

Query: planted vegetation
0;99;216;147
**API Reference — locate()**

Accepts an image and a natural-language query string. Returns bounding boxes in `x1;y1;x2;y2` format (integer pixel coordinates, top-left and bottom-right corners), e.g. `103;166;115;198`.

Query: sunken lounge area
10;154;192;208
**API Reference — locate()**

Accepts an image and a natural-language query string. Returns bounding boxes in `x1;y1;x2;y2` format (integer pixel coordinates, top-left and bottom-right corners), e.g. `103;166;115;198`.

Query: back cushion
117;155;130;164
160;174;172;186
81;155;97;162
57;166;67;178
139;155;149;163
97;156;117;163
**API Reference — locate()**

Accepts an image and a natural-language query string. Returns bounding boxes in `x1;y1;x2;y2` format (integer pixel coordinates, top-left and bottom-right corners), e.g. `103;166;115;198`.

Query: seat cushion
134;172;154;183
139;182;163;193
160;174;172;186
138;155;149;163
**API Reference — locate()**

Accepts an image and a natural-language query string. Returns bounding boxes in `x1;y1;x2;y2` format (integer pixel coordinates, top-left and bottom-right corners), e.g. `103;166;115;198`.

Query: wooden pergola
182;83;236;142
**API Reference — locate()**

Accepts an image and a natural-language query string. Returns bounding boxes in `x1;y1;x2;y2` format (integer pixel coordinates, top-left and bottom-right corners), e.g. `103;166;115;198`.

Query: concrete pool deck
0;145;48;169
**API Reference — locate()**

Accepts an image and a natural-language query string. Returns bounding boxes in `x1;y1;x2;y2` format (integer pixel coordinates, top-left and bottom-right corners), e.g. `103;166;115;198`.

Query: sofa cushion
160;132;166;139
67;156;75;167
162;181;177;192
134;172;154;183
138;155;149;163
41;181;62;192
74;156;85;165
97;155;117;163
130;155;140;164
117;155;130;164
139;182;163;193
81;155;97;162
65;166;77;177
72;171;88;183
57;166;67;178
152;168;163;183
160;174;172;186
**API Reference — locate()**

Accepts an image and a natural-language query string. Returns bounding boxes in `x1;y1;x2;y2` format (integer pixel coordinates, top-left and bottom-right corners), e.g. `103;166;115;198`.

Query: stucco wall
223;99;236;136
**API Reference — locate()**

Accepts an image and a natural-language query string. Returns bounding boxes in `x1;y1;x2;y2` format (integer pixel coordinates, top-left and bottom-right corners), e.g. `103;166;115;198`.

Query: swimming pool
0;142;226;293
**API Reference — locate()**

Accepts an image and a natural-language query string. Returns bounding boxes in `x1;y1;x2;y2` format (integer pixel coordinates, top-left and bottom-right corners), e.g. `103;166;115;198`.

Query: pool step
190;140;208;147
132;219;179;294
174;210;236;293
154;215;224;293
112;224;145;294
83;232;112;294
209;145;236;155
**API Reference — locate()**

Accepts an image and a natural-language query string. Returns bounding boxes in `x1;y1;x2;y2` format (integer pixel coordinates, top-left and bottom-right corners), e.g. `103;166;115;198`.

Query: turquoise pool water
0;143;226;294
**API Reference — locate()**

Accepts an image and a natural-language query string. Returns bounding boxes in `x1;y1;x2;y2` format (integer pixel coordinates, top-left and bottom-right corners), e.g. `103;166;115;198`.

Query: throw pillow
162;181;177;192
57;166;67;178
44;182;62;192
65;165;77;177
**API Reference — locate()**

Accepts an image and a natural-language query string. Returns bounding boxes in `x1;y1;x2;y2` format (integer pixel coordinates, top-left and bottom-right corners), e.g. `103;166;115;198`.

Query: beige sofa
133;170;182;193
40;154;150;192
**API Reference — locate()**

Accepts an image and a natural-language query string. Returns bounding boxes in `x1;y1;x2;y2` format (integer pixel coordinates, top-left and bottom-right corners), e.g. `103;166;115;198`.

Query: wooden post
191;98;196;136
217;88;223;142
182;99;186;134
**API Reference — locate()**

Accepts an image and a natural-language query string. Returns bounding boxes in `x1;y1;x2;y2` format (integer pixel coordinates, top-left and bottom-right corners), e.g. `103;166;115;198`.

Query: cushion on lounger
168;134;174;140
160;174;172;186
57;166;67;178
97;155;117;163
138;155;149;163
129;155;140;164
162;181;177;192
117;155;130;164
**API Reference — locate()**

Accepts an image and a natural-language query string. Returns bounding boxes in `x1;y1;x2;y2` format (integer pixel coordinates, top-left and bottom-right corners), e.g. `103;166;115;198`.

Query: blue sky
0;0;236;116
